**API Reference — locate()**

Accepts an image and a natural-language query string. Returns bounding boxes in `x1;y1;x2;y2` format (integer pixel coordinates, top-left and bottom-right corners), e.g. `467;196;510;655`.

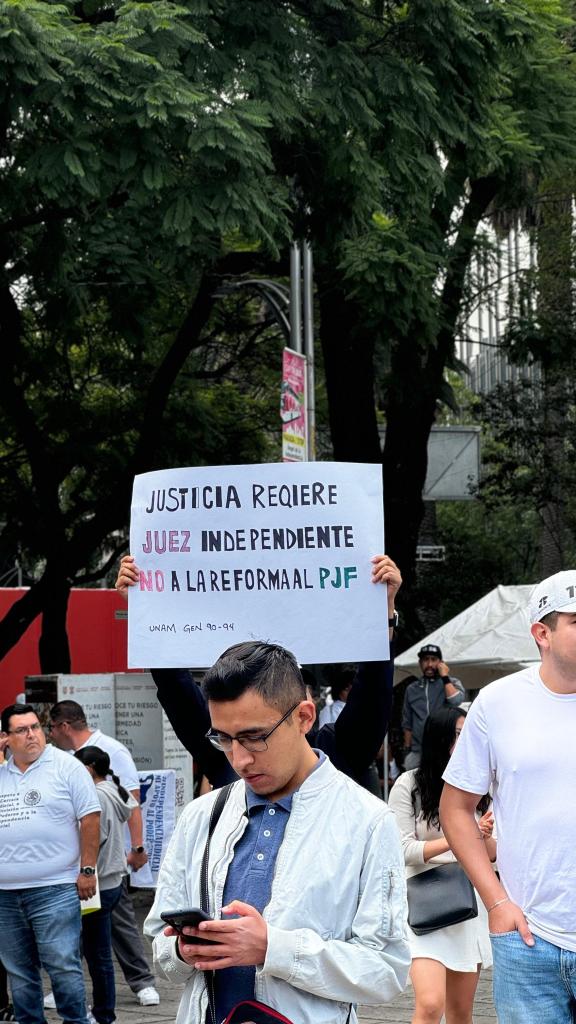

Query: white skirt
408;893;493;972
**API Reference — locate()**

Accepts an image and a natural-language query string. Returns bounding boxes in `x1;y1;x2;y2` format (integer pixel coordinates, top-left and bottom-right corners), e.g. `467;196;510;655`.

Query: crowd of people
0;563;575;1024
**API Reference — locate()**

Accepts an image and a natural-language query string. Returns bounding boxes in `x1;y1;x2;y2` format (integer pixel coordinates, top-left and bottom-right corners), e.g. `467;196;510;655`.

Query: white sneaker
136;987;160;1007
43;993;56;1010
87;1011;98;1024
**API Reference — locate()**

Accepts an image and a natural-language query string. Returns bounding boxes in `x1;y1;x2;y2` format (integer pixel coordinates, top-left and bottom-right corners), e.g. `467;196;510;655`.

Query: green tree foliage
2;0;576;667
476;379;576;569
309;0;576;637
488;157;576;574
415;500;540;633
0;0;315;667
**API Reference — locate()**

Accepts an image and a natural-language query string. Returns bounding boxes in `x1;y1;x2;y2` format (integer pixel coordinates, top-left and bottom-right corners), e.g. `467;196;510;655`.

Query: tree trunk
0;272;220;672
383;364;438;578
38;574;72;674
539;369;570;576
317;273;382;463
536;175;574;576
382;176;499;641
0;577;49;662
382;342;439;639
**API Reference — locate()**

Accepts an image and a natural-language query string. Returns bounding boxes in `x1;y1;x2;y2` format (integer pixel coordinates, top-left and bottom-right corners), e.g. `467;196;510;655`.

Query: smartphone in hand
160;908;218;945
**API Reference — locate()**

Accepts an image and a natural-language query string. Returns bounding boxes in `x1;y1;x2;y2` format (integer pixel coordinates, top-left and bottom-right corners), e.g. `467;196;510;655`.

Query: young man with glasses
145;641;410;1024
0;703;100;1024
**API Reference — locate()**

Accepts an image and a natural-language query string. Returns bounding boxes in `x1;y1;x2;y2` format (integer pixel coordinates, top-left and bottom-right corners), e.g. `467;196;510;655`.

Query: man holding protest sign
116;552;400;792
144;639;410;1024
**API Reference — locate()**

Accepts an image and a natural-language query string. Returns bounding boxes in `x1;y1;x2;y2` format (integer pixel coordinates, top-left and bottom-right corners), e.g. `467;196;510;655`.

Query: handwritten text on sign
128;462;387;667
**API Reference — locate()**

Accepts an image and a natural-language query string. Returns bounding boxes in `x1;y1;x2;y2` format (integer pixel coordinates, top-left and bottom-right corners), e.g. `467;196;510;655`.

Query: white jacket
145;756;410;1024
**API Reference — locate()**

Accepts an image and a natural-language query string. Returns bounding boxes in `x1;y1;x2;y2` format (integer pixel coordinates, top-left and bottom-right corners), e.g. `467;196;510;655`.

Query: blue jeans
0;883;88;1024
82;885;122;1024
492;930;576;1023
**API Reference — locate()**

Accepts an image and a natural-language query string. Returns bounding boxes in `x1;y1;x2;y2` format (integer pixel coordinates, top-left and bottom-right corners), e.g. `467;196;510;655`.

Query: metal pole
303;241;315;461
289;243;302;354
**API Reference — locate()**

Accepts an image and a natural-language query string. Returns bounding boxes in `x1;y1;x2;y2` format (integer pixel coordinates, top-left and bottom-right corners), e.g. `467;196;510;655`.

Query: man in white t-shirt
0;703;101;1024
440;570;576;1024
49;699;161;1008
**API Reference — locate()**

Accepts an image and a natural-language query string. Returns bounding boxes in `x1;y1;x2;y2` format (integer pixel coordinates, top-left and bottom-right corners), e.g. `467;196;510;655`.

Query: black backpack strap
200;783;234;1024
201;783;234;916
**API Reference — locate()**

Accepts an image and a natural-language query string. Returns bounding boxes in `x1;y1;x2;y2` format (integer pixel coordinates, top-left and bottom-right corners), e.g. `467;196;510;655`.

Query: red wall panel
0;589;131;708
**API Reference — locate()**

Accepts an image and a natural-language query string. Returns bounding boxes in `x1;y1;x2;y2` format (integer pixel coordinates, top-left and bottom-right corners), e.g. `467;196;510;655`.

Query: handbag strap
201;783;234;1024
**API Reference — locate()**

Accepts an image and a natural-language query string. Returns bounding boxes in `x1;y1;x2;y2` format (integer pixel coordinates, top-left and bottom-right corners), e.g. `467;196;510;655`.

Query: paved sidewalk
43;891;497;1024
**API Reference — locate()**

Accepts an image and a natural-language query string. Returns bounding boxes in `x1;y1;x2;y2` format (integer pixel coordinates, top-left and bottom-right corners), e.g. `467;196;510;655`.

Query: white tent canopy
394;584;540;691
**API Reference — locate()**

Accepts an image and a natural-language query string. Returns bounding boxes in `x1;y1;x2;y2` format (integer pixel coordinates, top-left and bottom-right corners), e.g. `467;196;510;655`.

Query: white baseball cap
529;571;576;624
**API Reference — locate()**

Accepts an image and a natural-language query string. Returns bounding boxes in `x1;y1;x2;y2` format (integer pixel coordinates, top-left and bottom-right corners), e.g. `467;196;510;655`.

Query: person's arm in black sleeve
151;669;237;788
330;656;394;775
326;555;401;775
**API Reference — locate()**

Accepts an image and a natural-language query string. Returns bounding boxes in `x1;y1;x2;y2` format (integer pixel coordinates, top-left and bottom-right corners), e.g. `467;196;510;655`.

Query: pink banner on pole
281;348;307;462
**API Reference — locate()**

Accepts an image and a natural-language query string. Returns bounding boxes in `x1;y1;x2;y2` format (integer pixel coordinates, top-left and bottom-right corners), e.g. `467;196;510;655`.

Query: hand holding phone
160;908;218;945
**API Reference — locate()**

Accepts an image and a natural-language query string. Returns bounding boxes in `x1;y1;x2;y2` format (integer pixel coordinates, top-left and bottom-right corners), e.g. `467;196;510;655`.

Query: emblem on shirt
24;790;41;806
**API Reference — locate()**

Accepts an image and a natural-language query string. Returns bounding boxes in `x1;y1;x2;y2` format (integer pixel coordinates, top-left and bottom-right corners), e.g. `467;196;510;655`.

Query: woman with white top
388;707;495;1024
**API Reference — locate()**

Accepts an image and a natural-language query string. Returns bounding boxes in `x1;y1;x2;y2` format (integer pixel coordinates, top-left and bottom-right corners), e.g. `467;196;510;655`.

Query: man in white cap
440;570;576;1024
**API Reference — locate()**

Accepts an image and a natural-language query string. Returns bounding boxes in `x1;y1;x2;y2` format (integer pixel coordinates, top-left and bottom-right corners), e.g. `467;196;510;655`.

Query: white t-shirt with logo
0;744;101;888
443;663;576;952
78;729;140;794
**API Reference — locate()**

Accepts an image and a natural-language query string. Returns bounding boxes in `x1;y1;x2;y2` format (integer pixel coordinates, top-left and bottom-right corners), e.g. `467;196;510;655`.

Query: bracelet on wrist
487;896;510;913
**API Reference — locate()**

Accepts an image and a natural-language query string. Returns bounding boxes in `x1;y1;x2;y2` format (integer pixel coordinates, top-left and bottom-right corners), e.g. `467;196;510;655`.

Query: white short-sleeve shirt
79;729;140;793
443;664;576;952
0;744;100;888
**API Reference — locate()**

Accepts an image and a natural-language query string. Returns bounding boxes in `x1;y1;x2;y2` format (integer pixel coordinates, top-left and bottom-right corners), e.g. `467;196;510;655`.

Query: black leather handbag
406;862;478;935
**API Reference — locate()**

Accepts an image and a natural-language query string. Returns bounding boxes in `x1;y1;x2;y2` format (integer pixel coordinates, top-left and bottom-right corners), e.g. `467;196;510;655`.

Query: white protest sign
128;462;387;667
128;769;176;889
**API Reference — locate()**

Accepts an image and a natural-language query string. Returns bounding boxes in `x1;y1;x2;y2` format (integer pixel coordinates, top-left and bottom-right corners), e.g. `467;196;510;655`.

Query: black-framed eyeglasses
9;722;43;736
206;701;301;753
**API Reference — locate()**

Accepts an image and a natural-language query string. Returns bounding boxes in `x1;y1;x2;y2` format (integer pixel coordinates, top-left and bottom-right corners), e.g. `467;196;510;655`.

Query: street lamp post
215;242;315;460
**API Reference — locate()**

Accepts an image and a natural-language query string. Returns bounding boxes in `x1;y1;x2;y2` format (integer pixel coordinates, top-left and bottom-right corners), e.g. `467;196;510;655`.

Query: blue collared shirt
213;752;325;1022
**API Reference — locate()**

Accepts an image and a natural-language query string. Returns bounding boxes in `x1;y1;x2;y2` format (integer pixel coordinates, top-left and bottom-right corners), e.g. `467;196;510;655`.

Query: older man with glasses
46;699;161;1010
145;641;410;1024
0;703;101;1024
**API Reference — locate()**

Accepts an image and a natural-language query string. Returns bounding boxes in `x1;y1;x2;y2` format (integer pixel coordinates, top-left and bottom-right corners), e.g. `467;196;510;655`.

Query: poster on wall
128;461;387;667
128;769;176;889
